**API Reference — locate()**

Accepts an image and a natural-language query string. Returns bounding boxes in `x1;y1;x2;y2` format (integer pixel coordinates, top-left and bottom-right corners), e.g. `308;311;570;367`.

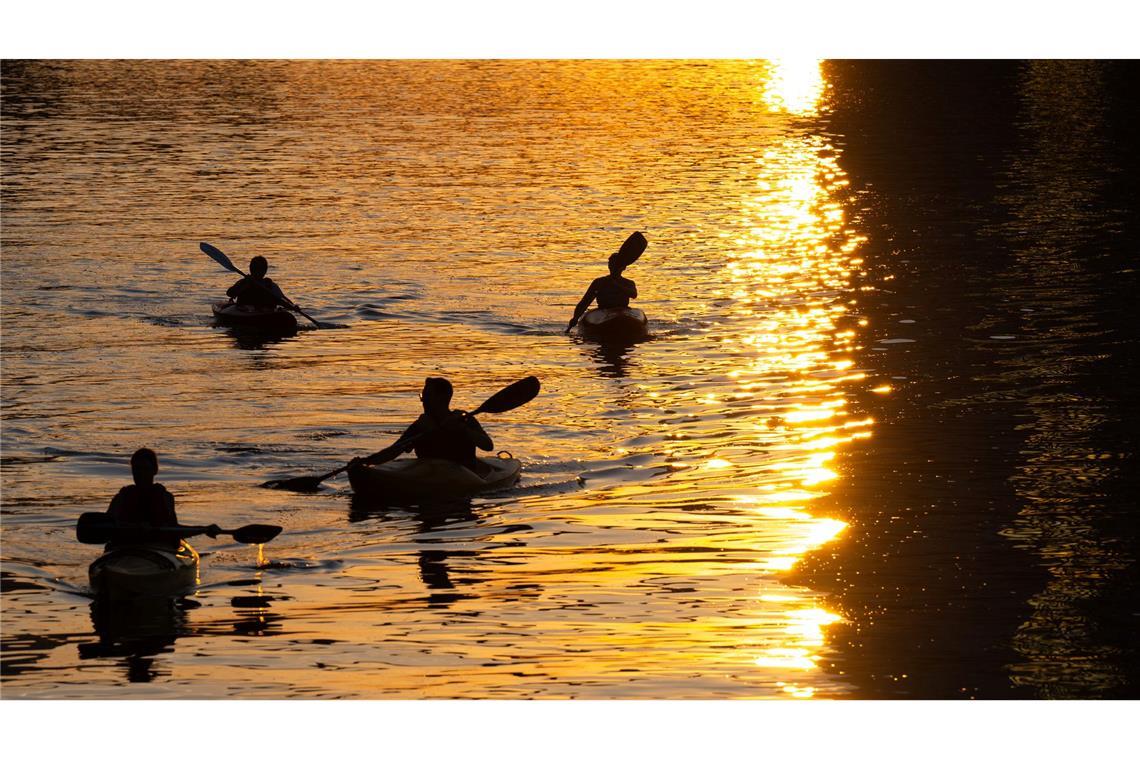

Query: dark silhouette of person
565;239;642;333
105;448;217;548
226;255;294;311
350;378;493;474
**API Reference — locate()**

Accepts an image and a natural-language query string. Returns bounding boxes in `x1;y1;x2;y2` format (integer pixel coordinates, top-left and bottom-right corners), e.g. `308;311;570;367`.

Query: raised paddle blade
230;524;283;544
200;241;245;275
612;231;647;270
76;512;115;544
471;376;541;415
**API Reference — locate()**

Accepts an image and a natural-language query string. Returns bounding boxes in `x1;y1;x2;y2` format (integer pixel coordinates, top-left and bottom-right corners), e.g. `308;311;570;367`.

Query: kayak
348;455;522;503
212;301;298;332
578;307;649;341
89;541;199;599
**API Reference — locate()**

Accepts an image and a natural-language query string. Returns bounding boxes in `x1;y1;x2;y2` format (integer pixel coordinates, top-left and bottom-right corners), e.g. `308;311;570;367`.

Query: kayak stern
89;541;200;599
212;301;299;332
349;456;522;505
578;307;649;342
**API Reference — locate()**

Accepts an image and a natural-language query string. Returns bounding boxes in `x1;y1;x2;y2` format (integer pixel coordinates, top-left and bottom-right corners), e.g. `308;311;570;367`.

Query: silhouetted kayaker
566;232;646;333
105;448;217;548
226;256;294;310
350;378;494;474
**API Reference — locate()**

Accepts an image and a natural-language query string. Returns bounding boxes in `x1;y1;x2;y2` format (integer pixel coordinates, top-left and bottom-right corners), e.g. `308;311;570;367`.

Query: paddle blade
77;512;114;544
612;231;647;269
200;242;244;275
262;475;326;492
472;376;541;415
230;524;283;544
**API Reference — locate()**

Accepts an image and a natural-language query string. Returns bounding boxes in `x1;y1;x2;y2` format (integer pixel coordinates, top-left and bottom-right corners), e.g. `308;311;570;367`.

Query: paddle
77;512;283;545
613;231;648;270
200;241;340;329
262;375;541;492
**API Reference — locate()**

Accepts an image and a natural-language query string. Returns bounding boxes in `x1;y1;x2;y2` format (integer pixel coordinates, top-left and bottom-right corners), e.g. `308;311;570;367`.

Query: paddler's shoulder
119;482;172;497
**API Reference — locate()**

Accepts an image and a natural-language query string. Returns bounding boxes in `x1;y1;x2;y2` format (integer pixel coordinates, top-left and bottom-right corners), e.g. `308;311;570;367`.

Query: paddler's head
420;377;453;414
249;256;269;279
607;254;626;276
130;447;159;486
609;230;646;275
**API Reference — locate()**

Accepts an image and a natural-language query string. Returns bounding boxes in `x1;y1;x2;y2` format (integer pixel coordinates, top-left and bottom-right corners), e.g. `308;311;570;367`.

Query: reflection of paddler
566;231;648;333
81;595;187;684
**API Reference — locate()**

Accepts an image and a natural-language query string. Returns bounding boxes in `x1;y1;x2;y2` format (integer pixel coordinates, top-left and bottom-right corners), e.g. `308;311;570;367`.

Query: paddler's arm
351;420;426;467
151;485;182;548
227;277;297;310
349;443;404;470
461;413;494;451
106;488;129;534
566;280;599;332
158;485;178;528
227;278;251;299
265;279;297;310
621;277;637;300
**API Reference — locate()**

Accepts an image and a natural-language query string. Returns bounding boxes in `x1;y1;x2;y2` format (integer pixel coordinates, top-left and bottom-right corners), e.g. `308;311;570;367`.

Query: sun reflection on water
728;58;864;693
761;59;828;116
2;60;875;698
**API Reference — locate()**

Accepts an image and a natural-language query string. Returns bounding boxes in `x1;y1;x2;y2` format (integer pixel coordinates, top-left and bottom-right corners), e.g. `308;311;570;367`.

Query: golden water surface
1;60;875;697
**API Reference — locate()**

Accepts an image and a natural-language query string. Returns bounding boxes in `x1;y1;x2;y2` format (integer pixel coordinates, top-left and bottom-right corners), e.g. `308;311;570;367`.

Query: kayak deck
578;307;649;341
348;456;522;504
89;541;199;599
212;301;299;332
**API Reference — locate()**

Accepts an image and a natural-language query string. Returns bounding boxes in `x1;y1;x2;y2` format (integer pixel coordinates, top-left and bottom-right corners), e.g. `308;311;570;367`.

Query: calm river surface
2;60;1137;699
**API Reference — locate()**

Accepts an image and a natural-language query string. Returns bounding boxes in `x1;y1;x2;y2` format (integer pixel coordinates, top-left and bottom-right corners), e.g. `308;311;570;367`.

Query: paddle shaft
77;512;281;545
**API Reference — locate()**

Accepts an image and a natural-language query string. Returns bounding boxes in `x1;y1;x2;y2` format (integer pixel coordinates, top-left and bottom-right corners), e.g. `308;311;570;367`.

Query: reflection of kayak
212;301;298;332
578;307;648;340
89;541;199;599
348;456;522;503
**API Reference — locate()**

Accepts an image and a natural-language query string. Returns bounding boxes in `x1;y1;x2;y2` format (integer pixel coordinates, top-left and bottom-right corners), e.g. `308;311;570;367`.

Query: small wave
300;430;351;440
355;304;400;319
